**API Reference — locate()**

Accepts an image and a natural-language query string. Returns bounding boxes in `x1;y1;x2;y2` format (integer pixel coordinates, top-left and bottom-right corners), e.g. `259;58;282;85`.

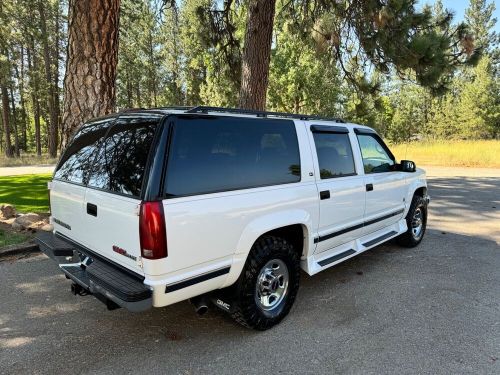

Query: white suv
37;106;429;330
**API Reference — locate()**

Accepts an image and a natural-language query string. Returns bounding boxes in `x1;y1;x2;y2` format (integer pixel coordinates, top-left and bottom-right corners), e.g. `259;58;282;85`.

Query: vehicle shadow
1;226;499;373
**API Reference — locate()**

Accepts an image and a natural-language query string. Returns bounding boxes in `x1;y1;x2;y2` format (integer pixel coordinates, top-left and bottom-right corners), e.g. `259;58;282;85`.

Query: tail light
139;201;167;259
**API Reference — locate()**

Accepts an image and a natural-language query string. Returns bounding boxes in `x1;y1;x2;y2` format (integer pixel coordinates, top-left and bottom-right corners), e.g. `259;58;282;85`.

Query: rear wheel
398;195;427;247
231;235;300;330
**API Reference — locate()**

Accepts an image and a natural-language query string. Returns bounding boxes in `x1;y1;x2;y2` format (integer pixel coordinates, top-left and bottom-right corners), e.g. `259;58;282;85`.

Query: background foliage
0;0;498;160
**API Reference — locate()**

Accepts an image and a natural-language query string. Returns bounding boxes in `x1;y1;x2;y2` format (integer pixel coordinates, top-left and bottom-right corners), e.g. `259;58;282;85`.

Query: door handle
87;203;97;217
320;190;330;200
366;184;374;192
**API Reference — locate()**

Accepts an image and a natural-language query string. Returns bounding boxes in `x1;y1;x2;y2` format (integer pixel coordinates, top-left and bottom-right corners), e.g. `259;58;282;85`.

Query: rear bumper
35;231;152;312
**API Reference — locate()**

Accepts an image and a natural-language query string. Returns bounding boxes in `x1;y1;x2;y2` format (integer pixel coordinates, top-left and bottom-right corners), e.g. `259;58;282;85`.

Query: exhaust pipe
190;296;209;315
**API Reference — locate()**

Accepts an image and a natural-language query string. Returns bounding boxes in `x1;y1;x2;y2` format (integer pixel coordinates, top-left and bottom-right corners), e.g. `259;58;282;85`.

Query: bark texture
1;83;13;157
62;0;120;145
38;1;58;157
239;0;276;111
27;41;42;156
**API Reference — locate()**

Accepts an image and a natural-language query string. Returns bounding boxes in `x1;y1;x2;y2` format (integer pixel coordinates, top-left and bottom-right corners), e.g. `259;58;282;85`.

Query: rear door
51;118;114;246
354;129;407;234
84;114;162;273
308;125;366;253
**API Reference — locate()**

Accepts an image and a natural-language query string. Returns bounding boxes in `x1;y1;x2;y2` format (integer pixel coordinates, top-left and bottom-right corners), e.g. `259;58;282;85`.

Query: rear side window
313;132;356;178
165;116;300;197
54;120;111;184
88;118;158;197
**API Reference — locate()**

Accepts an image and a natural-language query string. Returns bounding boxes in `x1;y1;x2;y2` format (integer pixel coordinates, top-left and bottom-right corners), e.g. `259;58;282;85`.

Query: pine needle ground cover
391;140;500;168
0;174;52;213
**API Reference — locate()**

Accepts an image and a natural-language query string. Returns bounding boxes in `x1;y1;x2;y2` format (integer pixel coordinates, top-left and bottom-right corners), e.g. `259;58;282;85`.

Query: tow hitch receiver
71;282;89;296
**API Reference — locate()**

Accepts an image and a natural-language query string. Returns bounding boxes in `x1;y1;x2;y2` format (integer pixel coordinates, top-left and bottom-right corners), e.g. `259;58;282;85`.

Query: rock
0;204;16;220
14;213;42;228
40;224;54;232
11;222;23;231
3;217;16;225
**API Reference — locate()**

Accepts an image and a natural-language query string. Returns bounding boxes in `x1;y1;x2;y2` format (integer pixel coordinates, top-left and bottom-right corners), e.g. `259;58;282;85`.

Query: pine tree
62;0;120;144
267;21;342;116
465;0;498;54
456;57;499;138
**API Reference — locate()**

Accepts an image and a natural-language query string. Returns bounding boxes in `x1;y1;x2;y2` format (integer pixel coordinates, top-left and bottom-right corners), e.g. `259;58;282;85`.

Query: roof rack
184;106;345;123
152;106;195;111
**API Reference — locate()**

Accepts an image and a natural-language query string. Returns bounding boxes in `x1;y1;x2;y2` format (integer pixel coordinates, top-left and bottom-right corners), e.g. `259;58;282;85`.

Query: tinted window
165;117;300;196
357;134;394;173
88;117;158;197
313;132;356;178
54;120;112;184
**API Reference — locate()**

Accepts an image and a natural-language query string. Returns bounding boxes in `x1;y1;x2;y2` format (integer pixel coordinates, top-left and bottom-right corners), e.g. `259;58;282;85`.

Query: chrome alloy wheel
255;259;289;312
411;207;424;240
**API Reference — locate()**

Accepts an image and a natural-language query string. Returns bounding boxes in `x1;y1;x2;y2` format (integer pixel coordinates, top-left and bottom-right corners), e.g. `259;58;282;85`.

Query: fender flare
404;175;428;216
221;209;313;287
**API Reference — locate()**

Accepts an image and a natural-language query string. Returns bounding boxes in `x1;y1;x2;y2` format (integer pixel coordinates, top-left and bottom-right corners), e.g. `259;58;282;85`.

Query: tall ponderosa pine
237;0;478;111
62;0;120;144
239;0;276;110
465;0;498;53
38;0;59;157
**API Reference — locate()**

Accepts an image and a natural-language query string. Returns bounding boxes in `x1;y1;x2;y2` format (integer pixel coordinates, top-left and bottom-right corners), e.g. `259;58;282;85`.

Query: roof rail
185;106;345;123
152;106;195;111
119;107;146;112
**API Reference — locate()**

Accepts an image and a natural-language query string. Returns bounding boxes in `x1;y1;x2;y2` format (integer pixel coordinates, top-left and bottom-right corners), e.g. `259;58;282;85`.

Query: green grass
391;140;500;168
0;228;29;248
0;154;58;167
0;174;52;213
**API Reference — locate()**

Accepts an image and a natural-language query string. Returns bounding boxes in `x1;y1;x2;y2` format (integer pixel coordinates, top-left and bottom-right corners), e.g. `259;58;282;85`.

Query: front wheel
230;235;300;330
398;195;428;247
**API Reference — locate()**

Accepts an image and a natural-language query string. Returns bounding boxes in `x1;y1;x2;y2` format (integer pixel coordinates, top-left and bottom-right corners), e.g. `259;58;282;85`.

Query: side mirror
400;160;416;172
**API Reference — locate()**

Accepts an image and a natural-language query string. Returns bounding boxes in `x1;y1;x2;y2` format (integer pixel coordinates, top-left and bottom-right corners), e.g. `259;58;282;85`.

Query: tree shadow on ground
1;228;498;373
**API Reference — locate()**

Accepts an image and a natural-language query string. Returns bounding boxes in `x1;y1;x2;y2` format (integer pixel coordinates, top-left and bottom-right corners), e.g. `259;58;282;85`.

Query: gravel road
0;168;499;374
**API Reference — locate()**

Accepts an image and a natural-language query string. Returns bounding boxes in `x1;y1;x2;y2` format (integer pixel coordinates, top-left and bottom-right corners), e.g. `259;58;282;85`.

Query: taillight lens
139;201;167;259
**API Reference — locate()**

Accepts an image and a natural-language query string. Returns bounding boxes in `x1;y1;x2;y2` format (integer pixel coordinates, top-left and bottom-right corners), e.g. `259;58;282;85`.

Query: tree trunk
9;86;20;156
38;0;58;157
1;84;13;158
239;0;276;111
17;47;28;151
147;30;157;107
126;69;133;107
27;41;42;156
53;2;61;147
62;0;121;145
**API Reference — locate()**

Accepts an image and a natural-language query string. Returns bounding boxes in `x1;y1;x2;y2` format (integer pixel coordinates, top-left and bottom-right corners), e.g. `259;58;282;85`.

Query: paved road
1;169;499;375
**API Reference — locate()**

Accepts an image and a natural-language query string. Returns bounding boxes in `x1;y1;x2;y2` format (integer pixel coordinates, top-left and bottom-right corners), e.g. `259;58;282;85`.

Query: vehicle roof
89;106;375;132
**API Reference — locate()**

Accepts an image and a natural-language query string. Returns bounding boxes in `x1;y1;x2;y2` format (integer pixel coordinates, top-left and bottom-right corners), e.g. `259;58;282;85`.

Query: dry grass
0;154;58;168
391;140;500;168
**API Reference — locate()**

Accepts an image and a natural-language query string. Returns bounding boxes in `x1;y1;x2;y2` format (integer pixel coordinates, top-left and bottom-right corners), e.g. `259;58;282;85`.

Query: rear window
87;118;158;197
313;132;356;178
54;119;112;184
55;116;160;198
165;116;301;197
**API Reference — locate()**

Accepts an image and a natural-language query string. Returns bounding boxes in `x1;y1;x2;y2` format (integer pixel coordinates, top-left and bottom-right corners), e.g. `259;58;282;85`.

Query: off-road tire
230;235;300;330
398;195;427;248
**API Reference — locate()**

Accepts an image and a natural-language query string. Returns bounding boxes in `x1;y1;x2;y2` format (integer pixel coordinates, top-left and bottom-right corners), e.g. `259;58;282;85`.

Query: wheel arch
413;186;427;197
221;210;313;288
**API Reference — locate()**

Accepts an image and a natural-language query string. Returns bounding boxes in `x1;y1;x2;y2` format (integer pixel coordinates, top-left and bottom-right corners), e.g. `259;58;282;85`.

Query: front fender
404;168;428;215
221;209;313;287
